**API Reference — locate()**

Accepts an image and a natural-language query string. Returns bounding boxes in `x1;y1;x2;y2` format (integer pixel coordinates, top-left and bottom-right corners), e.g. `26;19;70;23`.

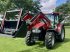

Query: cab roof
44;12;62;15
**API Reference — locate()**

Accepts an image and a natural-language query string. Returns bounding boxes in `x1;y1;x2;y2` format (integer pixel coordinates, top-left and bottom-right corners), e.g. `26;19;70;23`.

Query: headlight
32;28;41;33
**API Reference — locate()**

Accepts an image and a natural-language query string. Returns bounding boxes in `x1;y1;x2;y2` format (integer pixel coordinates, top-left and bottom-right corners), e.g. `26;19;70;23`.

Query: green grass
0;27;70;52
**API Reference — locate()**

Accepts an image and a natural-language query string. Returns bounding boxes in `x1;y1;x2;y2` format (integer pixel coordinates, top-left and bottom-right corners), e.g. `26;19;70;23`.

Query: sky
56;0;67;6
39;0;67;13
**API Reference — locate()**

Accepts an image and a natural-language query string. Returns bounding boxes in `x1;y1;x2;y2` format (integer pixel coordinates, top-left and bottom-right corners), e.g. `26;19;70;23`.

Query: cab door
55;15;63;33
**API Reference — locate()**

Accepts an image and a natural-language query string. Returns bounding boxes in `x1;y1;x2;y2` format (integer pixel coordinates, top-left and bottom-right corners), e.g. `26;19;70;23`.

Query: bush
64;23;70;26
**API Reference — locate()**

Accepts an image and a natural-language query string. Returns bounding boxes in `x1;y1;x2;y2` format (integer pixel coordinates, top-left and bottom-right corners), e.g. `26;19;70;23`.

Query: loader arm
23;13;32;21
31;12;51;25
27;12;51;30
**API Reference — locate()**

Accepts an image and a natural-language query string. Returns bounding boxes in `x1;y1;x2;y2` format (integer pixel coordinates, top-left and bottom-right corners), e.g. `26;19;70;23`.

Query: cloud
39;0;57;13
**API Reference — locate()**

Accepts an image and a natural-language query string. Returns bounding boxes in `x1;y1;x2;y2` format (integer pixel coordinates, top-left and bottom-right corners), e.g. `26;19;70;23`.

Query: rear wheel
25;31;35;46
57;27;65;42
45;32;55;49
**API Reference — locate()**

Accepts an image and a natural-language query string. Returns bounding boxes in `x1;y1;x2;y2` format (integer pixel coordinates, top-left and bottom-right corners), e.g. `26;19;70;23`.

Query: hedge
64;23;70;26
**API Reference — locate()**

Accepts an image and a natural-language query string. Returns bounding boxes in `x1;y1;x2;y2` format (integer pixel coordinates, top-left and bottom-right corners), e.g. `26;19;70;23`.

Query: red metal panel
33;22;45;29
23;13;32;21
55;23;63;33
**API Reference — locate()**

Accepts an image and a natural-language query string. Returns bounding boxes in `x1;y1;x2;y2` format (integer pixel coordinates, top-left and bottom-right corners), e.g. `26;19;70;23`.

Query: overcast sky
39;0;67;13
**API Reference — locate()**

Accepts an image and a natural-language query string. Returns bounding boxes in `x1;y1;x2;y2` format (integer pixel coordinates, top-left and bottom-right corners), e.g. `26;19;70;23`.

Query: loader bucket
13;21;27;37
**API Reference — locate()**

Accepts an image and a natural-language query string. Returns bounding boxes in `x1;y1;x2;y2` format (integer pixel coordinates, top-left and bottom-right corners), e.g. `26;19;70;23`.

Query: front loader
25;12;65;49
0;9;23;35
0;9;33;37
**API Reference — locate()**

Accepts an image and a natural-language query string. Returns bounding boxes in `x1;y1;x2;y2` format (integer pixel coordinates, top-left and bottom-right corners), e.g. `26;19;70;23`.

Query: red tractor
24;12;65;49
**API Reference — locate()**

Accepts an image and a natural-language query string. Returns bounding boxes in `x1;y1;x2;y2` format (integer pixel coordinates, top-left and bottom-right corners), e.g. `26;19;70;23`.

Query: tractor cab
0;9;22;34
45;12;63;28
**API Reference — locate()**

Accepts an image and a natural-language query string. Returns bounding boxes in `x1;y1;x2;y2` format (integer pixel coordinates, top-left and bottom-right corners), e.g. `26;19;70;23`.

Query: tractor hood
33;22;45;29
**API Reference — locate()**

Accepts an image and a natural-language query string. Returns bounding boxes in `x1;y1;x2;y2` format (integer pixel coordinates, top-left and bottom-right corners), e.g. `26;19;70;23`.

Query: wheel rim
61;30;64;40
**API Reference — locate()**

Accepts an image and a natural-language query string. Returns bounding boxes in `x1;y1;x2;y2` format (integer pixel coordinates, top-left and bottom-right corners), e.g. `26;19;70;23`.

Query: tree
0;0;16;13
0;0;41;15
11;0;40;14
55;1;70;24
66;0;70;3
55;2;70;17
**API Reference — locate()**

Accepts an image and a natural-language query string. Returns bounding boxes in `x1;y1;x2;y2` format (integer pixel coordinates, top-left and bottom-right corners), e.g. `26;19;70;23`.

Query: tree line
0;0;41;15
55;0;70;17
55;0;70;25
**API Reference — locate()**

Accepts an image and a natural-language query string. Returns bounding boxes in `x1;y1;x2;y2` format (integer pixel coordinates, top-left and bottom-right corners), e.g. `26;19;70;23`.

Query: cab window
55;15;58;24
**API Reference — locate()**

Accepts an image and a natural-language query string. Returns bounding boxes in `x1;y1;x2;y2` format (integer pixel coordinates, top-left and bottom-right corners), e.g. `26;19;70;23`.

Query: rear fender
55;23;64;33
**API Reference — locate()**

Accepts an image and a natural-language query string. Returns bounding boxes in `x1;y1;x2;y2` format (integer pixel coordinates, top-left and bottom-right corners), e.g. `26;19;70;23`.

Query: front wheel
45;32;55;49
25;31;35;46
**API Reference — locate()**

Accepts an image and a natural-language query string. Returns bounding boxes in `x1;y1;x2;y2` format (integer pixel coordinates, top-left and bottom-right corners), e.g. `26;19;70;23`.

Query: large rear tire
25;31;35;46
45;32;55;49
57;27;65;42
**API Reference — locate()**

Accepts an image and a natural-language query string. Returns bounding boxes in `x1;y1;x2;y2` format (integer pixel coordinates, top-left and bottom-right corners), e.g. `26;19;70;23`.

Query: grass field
0;27;70;52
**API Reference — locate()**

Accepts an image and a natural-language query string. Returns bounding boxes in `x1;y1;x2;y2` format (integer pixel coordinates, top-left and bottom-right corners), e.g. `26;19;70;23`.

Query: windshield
45;14;55;27
45;14;59;28
45;14;54;22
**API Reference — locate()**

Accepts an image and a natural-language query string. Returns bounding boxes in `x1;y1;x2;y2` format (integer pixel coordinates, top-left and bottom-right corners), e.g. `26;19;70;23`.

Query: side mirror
59;18;64;22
